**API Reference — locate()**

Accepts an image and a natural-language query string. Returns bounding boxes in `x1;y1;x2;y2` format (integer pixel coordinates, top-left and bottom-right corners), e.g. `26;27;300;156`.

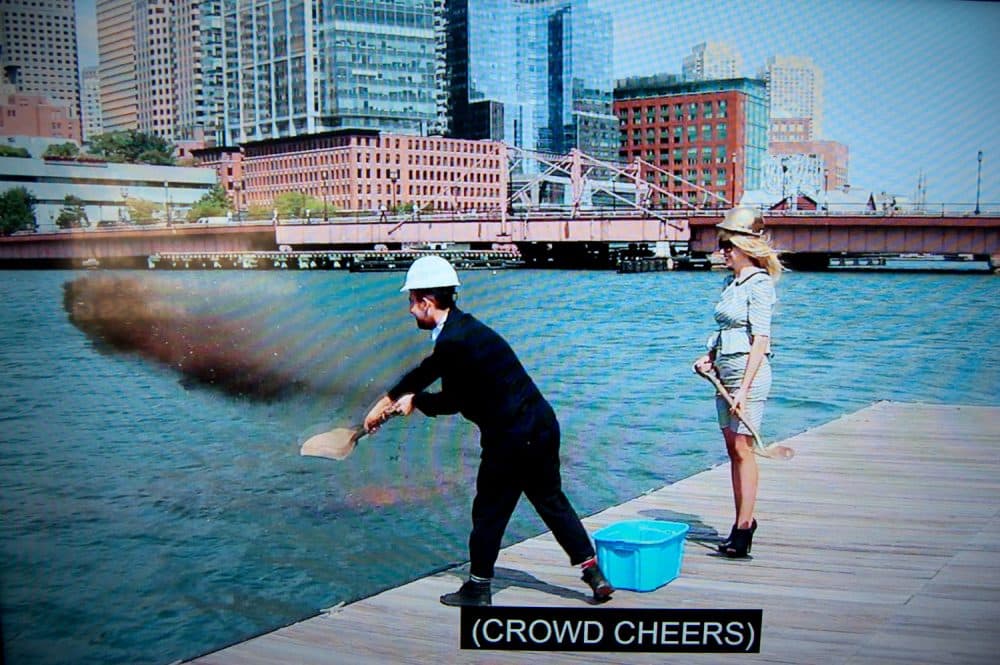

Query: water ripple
0;268;997;664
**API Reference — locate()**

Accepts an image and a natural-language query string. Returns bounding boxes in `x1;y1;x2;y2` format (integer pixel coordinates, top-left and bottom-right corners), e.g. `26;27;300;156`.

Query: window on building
717;123;727;140
702;124;711;141
718;100;727;118
703;102;714;119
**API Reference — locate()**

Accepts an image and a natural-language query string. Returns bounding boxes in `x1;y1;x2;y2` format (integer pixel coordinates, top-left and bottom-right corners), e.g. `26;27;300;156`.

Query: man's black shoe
440;580;492;607
582;565;614;602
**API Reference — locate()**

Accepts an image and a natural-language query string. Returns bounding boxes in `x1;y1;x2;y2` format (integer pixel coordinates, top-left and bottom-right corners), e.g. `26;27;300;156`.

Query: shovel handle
692;362;793;460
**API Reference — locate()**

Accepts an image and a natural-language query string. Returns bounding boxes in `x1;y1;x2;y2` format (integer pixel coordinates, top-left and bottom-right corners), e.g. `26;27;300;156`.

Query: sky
74;0;1000;206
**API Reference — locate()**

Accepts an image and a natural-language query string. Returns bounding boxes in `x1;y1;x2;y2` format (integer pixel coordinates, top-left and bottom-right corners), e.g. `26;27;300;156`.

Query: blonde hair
721;231;784;282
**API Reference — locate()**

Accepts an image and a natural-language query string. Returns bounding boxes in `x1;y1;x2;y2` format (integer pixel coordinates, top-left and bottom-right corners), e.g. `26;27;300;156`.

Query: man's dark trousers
469;413;595;579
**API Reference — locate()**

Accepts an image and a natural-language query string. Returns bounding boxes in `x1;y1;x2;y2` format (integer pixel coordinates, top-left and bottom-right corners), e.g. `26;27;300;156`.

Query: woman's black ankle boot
721;519;756;558
718;524;737;552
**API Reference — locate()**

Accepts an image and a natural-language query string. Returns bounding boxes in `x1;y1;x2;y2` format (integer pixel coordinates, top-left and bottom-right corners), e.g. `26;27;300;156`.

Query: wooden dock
188;402;1000;664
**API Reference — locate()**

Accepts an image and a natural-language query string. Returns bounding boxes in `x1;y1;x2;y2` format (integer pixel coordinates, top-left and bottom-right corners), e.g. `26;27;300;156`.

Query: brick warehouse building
614;76;768;208
195;130;508;217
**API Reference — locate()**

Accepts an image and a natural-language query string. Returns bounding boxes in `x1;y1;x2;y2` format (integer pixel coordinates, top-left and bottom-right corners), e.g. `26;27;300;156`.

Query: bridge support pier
783;252;830;271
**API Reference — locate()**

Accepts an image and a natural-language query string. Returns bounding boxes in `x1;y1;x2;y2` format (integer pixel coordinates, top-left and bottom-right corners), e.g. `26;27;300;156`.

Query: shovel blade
300;427;364;460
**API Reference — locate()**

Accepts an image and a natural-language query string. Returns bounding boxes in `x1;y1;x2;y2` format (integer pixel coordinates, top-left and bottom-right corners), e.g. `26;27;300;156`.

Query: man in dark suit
365;256;613;606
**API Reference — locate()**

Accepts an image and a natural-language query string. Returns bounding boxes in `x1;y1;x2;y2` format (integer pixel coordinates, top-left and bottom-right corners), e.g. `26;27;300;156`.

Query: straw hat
716;207;764;236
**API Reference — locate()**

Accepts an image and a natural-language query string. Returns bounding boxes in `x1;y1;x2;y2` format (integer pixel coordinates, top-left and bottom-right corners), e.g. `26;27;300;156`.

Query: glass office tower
222;0;442;145
446;0;616;162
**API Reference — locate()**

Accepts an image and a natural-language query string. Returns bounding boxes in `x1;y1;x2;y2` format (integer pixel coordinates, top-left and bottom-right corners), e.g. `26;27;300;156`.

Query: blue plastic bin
593;520;690;592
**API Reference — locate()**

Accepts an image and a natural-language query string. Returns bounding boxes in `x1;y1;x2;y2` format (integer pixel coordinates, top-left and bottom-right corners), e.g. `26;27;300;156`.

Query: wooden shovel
300;409;398;461
693;363;795;460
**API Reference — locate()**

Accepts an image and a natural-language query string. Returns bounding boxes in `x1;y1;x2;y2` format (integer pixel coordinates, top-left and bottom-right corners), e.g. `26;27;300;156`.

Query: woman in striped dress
694;207;783;558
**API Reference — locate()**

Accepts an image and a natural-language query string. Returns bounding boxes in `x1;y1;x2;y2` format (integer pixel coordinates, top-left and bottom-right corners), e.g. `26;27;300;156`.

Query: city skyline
74;0;1000;205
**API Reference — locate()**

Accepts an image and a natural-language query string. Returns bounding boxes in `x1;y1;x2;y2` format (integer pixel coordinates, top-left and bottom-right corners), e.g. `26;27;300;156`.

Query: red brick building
0;90;81;143
191;145;245;210
614;76;769;208
195;130;508;216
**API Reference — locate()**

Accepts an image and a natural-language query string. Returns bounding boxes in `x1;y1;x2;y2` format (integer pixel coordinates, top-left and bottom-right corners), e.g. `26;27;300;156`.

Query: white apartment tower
134;0;175;139
81;66;103;141
173;1;224;143
99;0;223;143
682;42;741;81
761;54;824;140
97;0;137;132
0;0;80;113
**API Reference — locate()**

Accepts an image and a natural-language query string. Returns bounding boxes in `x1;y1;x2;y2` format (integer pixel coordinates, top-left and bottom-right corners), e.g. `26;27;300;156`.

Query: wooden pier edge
188;401;1000;664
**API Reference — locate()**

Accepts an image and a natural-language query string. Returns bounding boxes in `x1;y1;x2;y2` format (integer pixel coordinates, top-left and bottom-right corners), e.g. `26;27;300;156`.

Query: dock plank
187;402;1000;664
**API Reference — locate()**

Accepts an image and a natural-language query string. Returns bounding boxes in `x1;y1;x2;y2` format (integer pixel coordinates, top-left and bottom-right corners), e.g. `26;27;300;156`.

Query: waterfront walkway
188;402;999;664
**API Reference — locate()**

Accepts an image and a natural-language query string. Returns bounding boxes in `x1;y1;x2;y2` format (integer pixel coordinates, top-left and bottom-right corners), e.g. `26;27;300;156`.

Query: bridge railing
9;204;999;240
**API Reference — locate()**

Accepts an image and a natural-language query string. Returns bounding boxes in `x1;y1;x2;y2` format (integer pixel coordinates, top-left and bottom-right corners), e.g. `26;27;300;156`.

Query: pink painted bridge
1;212;998;268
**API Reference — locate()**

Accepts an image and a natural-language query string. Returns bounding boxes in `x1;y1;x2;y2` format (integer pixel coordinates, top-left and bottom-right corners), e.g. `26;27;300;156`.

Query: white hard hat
400;255;461;292
716;207;764;236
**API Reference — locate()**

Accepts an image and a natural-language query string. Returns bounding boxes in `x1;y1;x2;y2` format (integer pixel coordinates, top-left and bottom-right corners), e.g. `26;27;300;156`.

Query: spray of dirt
63;274;312;400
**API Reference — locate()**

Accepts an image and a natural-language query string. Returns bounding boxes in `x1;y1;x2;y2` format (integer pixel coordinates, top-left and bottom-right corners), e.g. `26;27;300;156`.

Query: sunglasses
718;239;734;251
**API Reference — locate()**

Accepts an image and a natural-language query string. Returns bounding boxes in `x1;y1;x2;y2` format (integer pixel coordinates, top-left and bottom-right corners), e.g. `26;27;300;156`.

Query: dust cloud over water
61;273;424;405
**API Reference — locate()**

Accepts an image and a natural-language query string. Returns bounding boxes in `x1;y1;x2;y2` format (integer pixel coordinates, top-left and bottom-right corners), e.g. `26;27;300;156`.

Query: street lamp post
323;170;329;221
236;181;243;222
388;168;399;212
823;168;829;211
975;151;983;215
781;161;788;208
163;181;171;225
731;152;738;206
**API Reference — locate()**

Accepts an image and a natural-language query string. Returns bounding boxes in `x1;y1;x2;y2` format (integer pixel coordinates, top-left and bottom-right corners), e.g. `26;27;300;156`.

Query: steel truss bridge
2;148;998;270
2;210;997;271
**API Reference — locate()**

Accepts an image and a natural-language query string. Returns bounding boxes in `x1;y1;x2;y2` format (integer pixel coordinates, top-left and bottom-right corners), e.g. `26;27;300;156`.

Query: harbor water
1;266;997;664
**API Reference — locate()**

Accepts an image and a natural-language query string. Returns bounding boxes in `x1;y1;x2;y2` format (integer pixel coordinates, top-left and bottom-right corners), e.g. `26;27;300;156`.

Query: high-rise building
221;0;444;146
135;0;175;139
97;0;137;132
174;1;225;144
444;0;617;163
682;42;741;82
614;75;769;207
760;54;823;140
81;66;103;142
99;1;225;143
0;0;80;118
